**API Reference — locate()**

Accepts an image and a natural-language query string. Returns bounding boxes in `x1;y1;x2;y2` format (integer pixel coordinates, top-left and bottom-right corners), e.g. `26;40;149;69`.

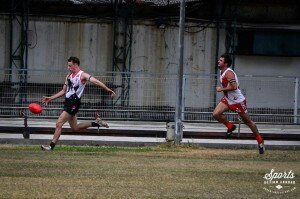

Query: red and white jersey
66;70;86;99
220;68;245;105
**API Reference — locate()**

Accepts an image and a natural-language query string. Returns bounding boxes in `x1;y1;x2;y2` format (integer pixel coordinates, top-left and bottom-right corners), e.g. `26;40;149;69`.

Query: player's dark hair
220;54;232;67
68;56;80;65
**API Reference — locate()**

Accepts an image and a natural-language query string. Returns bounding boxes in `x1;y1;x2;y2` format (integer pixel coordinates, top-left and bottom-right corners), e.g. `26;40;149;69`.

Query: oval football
28;103;43;114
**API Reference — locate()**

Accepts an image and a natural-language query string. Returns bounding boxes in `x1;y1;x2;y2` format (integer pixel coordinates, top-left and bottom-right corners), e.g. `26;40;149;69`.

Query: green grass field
0;144;299;199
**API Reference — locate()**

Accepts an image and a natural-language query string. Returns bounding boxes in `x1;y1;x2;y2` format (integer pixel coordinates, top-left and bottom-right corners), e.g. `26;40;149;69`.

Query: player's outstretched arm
82;72;116;98
42;76;68;105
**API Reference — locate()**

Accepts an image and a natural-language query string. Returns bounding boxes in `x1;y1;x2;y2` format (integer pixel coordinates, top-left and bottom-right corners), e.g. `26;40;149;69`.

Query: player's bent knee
55;122;64;129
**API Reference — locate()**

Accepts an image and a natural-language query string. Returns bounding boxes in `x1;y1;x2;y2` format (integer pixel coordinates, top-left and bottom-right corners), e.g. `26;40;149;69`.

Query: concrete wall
130;25;215;75
27;19;113;77
128;24;216;107
0;16;299;109
2;16;298;78
234;57;299;109
234;56;300;77
0;16;216;76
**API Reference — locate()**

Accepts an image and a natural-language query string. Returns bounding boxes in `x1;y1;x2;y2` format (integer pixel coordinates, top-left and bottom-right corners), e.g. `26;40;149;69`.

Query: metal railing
0;69;299;124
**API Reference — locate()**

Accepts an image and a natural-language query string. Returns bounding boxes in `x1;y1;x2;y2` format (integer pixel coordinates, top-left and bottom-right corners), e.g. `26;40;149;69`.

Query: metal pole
182;75;186;120
294;77;299;124
174;0;186;144
213;0;221;108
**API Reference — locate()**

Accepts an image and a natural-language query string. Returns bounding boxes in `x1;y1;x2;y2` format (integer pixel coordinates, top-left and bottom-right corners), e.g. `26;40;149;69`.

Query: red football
28;103;43;114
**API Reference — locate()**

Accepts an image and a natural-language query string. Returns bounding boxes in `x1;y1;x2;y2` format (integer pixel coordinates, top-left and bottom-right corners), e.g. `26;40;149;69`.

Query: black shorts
63;94;81;116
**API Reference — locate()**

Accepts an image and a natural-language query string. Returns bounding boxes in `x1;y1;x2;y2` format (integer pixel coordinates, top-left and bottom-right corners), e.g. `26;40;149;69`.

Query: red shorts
221;97;248;113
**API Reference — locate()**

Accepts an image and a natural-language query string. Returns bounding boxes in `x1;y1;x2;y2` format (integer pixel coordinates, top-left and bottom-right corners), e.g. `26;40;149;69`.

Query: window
235;30;300;57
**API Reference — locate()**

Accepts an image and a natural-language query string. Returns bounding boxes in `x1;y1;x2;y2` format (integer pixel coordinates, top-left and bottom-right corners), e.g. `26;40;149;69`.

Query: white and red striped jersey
220;68;245;105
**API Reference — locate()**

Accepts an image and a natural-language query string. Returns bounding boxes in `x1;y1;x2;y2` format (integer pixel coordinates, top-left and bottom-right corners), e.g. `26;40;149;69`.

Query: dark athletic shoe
258;143;265;154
